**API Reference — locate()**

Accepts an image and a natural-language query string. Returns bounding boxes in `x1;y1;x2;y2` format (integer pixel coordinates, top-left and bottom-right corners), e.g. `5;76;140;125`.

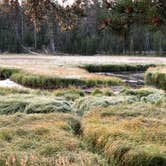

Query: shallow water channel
97;72;145;87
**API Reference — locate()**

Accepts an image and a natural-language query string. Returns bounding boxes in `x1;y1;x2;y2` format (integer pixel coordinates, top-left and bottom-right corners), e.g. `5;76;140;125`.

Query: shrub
145;66;166;90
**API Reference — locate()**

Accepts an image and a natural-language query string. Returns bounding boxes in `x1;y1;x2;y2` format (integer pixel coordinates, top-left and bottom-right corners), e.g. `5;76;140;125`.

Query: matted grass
74;96;138;116
0;92;73;115
0;86;165;166
0;113;106;166
82;102;166;166
120;87;165;98
145;66;166;90
74;87;165;115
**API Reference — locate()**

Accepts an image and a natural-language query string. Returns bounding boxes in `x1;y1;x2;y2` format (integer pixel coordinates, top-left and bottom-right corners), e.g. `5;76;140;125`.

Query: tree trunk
50;31;55;53
130;36;134;55
34;23;37;50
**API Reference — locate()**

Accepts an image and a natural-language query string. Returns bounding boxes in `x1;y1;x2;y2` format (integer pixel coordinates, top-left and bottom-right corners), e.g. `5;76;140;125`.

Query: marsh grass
92;88;114;96
11;72;123;89
74;96;139;115
145;66;166;90
0;87;30;95
83;64;156;73
0;93;73;115
0;67;20;80
82;102;166;166
0;66;123;89
0;113;106;166
0;81;165;165
53;88;85;101
120;87;165;98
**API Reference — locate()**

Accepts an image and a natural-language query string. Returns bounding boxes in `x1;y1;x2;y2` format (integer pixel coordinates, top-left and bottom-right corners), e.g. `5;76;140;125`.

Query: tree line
0;0;165;55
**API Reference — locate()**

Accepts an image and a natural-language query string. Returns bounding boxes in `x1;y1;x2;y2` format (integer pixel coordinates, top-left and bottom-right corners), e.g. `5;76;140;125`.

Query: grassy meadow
0;55;165;166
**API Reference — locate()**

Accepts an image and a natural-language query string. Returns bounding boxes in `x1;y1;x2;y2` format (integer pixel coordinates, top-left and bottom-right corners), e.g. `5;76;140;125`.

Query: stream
98;72;145;87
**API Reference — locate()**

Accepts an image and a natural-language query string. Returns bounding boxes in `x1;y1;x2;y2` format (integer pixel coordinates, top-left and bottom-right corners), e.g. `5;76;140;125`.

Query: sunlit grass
0;113;106;166
0;76;165;165
82;102;166;165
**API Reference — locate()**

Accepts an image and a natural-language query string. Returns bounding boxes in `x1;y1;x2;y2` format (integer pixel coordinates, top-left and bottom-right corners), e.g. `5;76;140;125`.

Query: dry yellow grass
0;113;105;165
82;102;166;165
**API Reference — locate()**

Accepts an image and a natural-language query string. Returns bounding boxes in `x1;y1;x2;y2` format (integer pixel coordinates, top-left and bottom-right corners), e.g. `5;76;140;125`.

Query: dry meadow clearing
0;54;165;82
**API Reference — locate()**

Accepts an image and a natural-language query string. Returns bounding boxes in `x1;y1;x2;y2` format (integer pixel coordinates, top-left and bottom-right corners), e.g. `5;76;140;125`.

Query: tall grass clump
0;67;20;80
0;113;106;166
92;88;114;96
53;88;85;102
82;102;166;166
145;66;166;90
83;64;156;73
11;72;85;89
0;66;123;89
11;72;123;89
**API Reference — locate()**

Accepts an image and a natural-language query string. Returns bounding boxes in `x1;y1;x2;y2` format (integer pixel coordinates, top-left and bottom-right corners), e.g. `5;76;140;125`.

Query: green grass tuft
0;67;20;80
145;66;166;90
